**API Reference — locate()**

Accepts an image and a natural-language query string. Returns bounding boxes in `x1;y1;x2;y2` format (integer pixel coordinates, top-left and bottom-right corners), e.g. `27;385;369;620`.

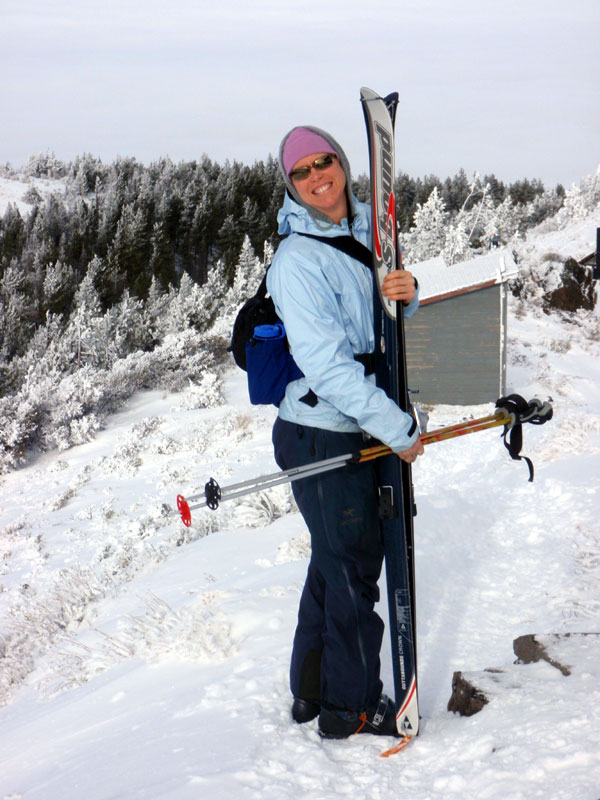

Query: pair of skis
361;87;418;752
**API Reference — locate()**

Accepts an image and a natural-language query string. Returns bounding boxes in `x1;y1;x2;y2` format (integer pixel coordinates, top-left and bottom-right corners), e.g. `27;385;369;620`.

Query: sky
1;0;599;187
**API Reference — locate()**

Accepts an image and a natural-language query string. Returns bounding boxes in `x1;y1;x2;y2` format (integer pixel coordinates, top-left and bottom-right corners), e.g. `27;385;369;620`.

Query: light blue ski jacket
267;192;420;453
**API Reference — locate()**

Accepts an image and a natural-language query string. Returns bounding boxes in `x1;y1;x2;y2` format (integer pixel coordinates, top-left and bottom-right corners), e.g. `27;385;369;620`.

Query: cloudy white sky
1;0;598;186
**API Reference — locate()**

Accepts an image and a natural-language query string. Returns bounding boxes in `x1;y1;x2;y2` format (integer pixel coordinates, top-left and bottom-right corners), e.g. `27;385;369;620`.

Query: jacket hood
277;191;369;238
278;125;355;229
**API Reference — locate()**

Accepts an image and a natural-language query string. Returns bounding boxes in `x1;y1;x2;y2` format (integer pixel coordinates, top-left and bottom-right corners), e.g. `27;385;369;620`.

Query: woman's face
290;153;348;225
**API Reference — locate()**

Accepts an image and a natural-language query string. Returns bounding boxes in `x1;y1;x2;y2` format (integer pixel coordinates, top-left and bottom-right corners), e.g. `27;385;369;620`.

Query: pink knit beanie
281;127;339;176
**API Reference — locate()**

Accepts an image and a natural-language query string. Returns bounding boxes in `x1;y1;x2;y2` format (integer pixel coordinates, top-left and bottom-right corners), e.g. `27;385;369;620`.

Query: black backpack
228;233;374;406
228;269;279;372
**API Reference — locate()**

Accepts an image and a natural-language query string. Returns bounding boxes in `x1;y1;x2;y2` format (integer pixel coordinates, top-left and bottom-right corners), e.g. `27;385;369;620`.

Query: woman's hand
382;270;417;305
396;438;424;463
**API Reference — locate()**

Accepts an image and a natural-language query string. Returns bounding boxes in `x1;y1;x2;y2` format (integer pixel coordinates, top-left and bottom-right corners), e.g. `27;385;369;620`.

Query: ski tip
380;735;412;758
360;87;399;107
360;86;378;101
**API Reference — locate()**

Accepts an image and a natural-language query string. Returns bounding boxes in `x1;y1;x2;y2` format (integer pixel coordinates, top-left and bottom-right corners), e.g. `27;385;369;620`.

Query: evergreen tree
148;220;175;289
144;276;172;345
185;194;212;285
352;173;370;204
395;172;417;231
217;213;243;280
70;258;108;367
229;235;262;311
0;203;26;262
24;151;66;178
60;257;105;370
105;289;149;361
443;219;471;265
7;310;66;388
493;196;522;242
0;259;34;360
441;168;471;213
483;174;507;205
199;259;229;329
509;177;544;205
106;204;150;297
22;185;43;206
43;259;77;315
556;184;588;225
161;272;211;336
74;257;104;319
241;197;261;246
400;187;448;262
462;189;496;249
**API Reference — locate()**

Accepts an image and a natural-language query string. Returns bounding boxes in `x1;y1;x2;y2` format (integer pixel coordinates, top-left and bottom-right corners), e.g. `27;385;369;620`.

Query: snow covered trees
1;149;595;472
0;221;273;473
398;169;574;265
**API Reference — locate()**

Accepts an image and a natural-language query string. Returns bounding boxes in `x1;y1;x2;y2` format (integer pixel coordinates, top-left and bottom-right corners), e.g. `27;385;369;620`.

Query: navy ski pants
272;417;385;712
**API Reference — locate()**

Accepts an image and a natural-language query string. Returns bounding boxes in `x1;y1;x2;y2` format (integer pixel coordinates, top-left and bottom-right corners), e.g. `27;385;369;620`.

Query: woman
268;126;423;739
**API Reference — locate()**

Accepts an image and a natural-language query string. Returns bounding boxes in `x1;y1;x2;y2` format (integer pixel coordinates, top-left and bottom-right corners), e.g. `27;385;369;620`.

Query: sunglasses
289;154;337;182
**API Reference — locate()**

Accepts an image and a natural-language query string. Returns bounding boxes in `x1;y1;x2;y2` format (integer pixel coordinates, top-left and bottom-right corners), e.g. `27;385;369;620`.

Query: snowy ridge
0;213;599;798
0;175;66;216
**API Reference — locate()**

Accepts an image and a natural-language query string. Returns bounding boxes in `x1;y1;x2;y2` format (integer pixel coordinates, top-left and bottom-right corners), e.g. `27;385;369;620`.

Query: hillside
0;193;598;799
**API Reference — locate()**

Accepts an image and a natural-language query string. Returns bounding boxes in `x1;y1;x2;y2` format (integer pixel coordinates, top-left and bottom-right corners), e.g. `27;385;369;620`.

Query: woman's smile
292;153;348;224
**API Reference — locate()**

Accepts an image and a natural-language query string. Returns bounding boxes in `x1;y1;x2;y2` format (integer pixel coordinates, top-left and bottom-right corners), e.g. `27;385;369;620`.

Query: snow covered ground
0;210;599;798
0;175;66;216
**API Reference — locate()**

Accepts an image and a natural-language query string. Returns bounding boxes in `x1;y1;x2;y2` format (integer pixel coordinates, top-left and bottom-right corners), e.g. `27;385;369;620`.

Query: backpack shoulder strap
285;232;373;270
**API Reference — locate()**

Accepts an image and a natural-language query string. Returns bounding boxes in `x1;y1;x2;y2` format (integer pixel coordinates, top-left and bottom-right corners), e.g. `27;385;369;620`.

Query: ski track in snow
1;213;600;798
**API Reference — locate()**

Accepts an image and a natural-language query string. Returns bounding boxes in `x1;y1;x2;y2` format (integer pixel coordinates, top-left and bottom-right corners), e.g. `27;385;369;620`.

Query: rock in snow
448;633;600;716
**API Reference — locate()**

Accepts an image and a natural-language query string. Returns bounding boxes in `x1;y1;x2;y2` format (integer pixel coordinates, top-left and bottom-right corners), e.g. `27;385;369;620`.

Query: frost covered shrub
92;331;222;412
233;485;297;528
554;170;600;226
534;168;600;233
37;592;234;698
0;200;266;472
147;273;215;341
276;530;311;564
0;565;107;705
43;367;104;451
0;394;43;471
175;371;224;410
99;417;163;477
111;330;224;394
0;329;224;473
0;366;106;468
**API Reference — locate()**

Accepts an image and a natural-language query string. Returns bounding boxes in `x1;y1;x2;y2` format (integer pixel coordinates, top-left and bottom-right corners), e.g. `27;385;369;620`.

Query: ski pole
420;410;510;444
176;414;503;524
176;396;552;526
